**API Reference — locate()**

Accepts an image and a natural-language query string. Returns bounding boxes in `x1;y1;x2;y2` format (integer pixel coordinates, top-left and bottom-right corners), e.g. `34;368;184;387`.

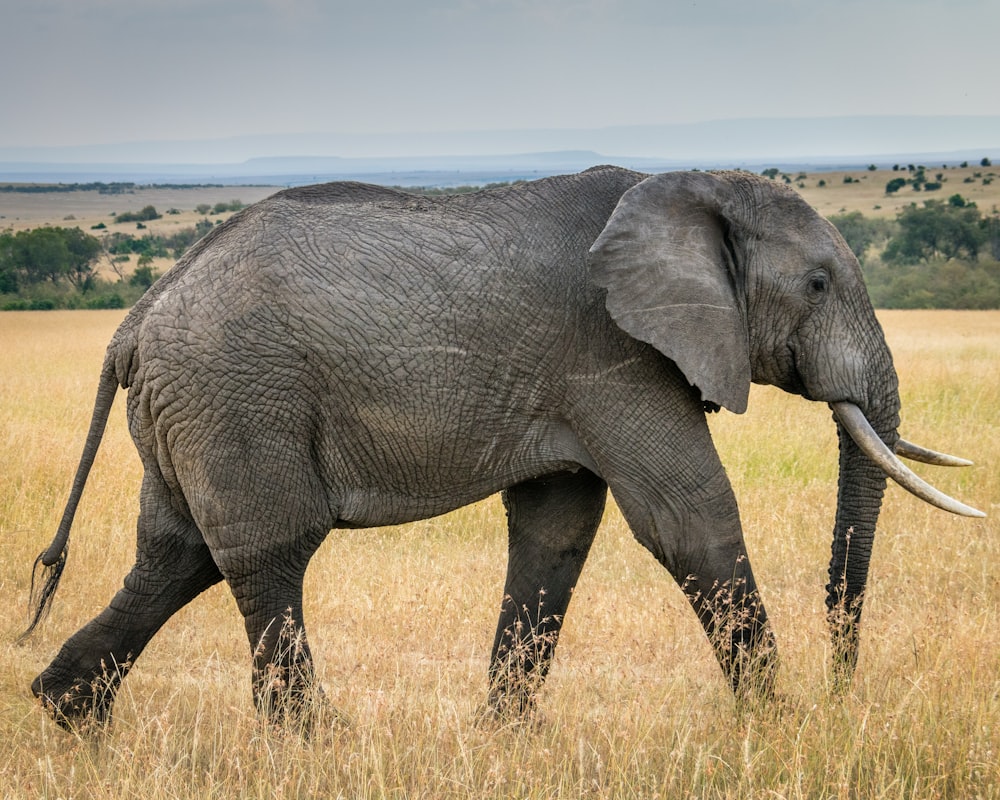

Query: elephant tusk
831;402;985;518
894;438;974;467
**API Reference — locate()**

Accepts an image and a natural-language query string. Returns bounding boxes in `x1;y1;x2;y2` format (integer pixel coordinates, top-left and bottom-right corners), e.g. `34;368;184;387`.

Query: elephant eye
807;271;829;298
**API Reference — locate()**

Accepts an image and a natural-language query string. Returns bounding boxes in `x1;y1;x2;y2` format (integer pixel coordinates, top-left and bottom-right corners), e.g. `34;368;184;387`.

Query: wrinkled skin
31;167;903;726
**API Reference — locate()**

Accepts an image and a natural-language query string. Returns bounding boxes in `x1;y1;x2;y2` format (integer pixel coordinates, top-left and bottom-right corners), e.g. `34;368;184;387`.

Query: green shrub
885;178;907;194
114;205;161;224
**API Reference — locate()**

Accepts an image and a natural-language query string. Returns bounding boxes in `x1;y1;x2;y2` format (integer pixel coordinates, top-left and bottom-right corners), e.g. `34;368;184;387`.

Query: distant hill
1;116;997;186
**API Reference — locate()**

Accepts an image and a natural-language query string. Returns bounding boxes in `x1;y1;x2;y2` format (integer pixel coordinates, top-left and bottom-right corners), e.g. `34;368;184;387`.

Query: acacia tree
882;200;988;264
60;226;102;288
0;227;102;289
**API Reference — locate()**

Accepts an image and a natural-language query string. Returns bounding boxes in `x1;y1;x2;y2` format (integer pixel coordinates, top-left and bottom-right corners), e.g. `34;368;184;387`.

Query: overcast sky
2;0;998;152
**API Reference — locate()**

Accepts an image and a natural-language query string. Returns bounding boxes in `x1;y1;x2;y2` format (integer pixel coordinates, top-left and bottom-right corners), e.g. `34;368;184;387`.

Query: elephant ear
588;171;751;414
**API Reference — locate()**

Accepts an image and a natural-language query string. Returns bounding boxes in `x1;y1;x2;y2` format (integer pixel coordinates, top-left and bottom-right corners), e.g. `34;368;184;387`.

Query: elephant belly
317;413;598;527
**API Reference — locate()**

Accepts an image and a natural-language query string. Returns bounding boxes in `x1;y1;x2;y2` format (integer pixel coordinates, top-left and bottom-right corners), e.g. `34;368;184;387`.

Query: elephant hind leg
190;466;335;724
171;397;341;726
32;471;222;729
488;469;607;719
208;529;330;725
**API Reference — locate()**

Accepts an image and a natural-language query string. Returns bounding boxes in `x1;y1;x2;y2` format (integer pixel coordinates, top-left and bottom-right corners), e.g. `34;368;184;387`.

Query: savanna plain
2;164;1000;798
1;307;998;798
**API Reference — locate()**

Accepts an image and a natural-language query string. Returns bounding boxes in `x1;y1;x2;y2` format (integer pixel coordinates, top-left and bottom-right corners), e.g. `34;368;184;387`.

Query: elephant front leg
677;546;777;703
487;469;607;720
623;487;778;704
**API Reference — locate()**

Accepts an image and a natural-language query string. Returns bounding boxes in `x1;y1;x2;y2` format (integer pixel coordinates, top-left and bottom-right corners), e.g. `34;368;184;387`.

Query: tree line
0;215;218;310
828;194;1000;308
3;188;1000;310
0;182;225;194
0;197;246;309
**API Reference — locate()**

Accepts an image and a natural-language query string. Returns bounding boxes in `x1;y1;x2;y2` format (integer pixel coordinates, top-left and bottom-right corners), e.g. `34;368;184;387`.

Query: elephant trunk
824;351;900;689
824;370;983;688
826;419;891;687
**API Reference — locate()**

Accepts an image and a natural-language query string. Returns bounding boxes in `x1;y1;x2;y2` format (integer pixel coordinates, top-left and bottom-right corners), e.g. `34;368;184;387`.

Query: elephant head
589;170;983;687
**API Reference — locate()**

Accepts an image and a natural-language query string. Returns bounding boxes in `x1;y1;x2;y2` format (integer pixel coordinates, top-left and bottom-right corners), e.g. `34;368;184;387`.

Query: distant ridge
1;116;997;186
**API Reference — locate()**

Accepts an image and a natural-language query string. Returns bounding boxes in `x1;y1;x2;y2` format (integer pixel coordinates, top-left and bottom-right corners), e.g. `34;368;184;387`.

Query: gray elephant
26;167;982;728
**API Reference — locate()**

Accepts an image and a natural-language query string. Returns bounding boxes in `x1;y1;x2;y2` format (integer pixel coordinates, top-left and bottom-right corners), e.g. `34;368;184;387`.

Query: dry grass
0;186;278;230
786;165;1000;220
1;309;998;799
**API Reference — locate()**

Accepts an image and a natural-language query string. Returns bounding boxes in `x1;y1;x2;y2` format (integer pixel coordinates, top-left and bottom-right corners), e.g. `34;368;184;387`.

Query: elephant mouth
831;401;983;518
775;341;812;399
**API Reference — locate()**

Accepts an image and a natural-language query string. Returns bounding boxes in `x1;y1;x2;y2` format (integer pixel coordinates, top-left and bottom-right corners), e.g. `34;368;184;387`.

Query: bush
885;178;907;194
114;205;161;223
130;264;159;290
824;202;1000;309
86;292;125;309
828;212;893;264
864;257;1000;309
212;200;244;214
883;199;987;264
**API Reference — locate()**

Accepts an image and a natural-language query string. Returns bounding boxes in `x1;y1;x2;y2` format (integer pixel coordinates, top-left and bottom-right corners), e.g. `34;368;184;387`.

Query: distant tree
115;205;161;224
130;260;159;289
0;227;97;289
61;226;102;288
0;232;17;292
212;200;244;214
828;211;891;264
761;168;780;179
981;157;992;167
885;177;907;194
883;200;988;264
988;213;1000;260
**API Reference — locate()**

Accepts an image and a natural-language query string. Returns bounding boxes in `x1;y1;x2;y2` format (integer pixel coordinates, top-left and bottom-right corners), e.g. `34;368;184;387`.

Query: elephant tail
21;355;121;639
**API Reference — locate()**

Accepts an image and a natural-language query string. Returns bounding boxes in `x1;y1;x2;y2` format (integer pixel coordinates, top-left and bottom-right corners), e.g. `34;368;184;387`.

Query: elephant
25;166;983;728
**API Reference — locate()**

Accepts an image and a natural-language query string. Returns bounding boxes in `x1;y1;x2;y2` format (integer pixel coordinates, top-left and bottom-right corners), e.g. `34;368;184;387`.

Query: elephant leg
215;541;324;723
32;471;222;729
572;370;777;702
673;528;776;701
193;463;333;723
611;457;776;701
487;469;607;718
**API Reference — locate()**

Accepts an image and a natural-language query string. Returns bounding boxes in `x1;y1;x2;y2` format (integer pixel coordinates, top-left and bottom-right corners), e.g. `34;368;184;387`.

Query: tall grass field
1;309;997;799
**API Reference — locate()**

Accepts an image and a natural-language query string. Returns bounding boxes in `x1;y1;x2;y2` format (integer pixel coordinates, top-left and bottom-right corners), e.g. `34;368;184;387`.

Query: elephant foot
479;671;547;730
475;698;545;733
254;657;353;736
31;663;124;735
256;681;353;740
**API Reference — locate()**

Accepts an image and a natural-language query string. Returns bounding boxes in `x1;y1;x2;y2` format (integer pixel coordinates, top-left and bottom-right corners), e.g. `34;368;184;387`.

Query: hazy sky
2;0;998;151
